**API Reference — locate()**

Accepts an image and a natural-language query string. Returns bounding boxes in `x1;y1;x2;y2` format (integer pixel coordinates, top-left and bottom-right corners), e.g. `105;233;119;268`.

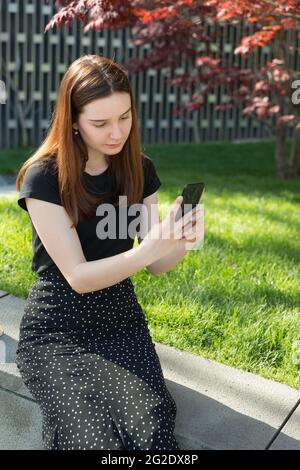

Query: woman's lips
106;143;122;148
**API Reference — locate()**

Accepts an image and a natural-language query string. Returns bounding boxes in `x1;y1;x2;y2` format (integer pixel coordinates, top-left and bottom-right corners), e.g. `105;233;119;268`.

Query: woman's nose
109;125;122;138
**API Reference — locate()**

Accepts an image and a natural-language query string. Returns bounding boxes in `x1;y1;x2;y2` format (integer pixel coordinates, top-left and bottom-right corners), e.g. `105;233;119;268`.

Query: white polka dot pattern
15;266;179;450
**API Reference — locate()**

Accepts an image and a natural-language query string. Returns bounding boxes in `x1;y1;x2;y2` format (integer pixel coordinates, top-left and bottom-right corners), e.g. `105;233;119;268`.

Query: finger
183;224;201;241
163;196;184;239
175;206;195;228
182;231;197;242
170;196;183;223
180;206;203;229
174;203;204;240
175;214;199;238
183;216;204;237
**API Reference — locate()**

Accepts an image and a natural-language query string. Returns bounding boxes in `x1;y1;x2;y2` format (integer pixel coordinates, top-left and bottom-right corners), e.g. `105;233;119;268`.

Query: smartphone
175;182;205;222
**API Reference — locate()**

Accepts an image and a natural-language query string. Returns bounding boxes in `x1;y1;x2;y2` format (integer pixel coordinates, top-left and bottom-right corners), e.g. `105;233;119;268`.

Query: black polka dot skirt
15;266;180;450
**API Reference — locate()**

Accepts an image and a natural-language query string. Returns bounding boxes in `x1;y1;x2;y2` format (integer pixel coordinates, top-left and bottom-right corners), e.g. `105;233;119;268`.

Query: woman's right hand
139;195;201;264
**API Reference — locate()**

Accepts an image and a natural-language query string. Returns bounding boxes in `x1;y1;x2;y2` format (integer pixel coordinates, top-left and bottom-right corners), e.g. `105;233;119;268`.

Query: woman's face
74;92;133;155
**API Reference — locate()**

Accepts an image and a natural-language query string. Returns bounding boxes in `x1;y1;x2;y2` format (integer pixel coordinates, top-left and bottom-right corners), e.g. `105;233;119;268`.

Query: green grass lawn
0;142;299;388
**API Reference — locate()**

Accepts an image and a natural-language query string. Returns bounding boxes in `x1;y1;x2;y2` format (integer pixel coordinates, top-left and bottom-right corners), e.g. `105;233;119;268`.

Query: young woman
15;54;204;450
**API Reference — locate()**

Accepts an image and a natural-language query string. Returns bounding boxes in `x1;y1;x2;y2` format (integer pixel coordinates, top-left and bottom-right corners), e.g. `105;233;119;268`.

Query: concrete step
155;343;300;450
0;292;300;450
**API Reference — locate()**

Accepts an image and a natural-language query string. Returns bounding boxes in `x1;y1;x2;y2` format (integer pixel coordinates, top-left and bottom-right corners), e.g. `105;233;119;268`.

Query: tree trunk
193;108;200;143
290;126;300;179
272;31;289;180
275;123;287;179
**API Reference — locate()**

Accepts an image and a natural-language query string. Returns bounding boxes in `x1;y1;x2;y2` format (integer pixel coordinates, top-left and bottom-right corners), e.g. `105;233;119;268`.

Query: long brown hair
16;54;145;228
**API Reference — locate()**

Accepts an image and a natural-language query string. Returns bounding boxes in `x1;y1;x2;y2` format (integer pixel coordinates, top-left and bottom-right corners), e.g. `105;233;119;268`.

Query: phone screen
175;182;205;222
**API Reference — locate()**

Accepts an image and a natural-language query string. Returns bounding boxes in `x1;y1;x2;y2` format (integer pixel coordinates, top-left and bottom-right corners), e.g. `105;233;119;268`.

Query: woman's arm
72;244;152;294
26;197;156;294
145;240;189;276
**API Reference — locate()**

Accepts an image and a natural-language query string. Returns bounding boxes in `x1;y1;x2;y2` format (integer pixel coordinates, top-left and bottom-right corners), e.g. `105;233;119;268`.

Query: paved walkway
0;174;299;450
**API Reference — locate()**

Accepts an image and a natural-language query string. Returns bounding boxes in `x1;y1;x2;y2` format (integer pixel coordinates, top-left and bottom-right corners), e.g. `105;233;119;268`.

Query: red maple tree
45;0;300;179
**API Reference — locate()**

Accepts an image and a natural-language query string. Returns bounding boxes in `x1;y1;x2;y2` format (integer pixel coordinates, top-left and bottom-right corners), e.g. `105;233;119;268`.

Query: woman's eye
94;116;130;128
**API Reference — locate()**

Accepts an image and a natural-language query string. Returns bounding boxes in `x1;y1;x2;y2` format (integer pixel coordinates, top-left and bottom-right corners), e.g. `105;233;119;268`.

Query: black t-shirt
17;155;162;276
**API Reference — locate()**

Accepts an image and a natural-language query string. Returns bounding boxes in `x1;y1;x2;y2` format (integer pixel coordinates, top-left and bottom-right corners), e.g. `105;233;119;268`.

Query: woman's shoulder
141;152;152;163
36;155;57;174
140;152;162;198
25;156;58;180
20;157;59;194
141;152;156;171
18;156;61;212
141;152;160;174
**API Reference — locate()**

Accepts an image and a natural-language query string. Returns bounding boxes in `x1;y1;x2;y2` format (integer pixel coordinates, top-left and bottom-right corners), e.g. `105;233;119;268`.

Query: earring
74;129;79;135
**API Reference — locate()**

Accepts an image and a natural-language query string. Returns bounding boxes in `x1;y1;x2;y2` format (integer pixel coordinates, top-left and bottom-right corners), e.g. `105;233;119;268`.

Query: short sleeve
142;156;162;199
17;162;62;212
